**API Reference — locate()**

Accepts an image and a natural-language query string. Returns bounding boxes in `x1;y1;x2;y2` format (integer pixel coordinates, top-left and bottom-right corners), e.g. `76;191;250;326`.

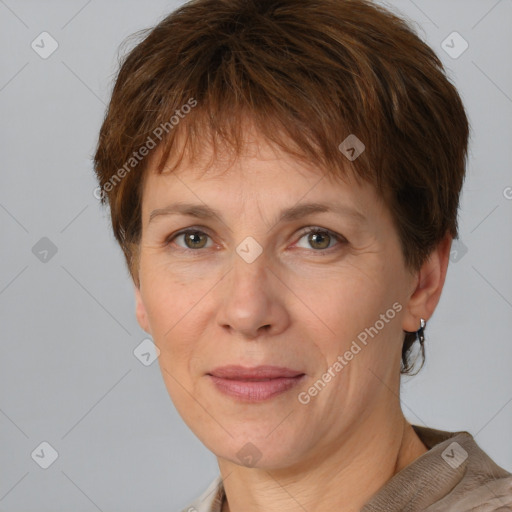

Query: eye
164;226;347;254
294;227;347;252
167;228;214;251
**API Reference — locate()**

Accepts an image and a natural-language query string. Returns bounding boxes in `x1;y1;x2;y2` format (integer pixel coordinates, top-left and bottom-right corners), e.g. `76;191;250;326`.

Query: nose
215;250;290;340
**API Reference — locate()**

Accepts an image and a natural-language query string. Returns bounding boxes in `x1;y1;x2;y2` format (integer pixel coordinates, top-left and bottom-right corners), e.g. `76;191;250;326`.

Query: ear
134;283;151;334
402;232;452;333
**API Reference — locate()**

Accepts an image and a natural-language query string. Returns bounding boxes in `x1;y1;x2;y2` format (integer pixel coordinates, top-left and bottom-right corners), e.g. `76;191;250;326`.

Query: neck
219;414;428;512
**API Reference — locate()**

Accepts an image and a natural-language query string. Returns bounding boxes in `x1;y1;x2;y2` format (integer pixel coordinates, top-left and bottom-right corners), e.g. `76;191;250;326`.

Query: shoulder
178;475;224;512
415;425;512;511
432;476;512;511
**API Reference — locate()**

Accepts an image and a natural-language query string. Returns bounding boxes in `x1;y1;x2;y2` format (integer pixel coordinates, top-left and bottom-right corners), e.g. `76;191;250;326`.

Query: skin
133;126;452;512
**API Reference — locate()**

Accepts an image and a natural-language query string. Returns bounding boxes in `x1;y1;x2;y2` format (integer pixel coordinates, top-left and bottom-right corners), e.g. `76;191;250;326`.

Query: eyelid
164;225;216;249
295;226;347;242
293;226;348;251
165;225;348;252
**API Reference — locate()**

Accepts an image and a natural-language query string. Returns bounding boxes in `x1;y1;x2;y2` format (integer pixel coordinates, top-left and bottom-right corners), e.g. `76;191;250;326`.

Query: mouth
206;365;306;402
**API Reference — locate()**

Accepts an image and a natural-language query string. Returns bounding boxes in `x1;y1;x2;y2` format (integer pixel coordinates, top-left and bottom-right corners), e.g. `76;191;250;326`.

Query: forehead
140;128;383;228
145;128;362;188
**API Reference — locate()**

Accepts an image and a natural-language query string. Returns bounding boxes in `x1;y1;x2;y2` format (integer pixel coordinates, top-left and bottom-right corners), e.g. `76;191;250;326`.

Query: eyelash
164;226;347;255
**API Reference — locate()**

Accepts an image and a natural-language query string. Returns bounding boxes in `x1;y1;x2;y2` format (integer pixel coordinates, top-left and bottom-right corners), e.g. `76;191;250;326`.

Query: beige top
180;425;512;512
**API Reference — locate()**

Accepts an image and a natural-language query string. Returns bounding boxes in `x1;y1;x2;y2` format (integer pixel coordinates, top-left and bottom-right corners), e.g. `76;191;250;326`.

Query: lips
207;366;306;402
207;365;305;380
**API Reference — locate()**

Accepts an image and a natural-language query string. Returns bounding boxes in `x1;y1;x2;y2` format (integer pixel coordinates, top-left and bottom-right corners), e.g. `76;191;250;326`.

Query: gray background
1;0;511;511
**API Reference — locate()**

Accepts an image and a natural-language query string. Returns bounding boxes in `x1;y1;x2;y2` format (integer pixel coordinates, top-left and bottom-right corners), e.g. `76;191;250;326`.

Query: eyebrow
148;201;367;228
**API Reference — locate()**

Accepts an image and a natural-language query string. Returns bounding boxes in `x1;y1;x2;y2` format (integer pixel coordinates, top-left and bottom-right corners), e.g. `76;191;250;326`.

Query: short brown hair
93;0;470;374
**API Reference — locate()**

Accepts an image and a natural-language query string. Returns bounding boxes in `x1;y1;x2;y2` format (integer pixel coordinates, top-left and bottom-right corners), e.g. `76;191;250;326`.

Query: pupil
311;232;329;249
187;232;204;248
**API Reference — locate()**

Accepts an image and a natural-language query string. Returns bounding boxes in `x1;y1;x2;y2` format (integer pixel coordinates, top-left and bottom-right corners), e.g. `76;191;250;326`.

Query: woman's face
134;134;419;469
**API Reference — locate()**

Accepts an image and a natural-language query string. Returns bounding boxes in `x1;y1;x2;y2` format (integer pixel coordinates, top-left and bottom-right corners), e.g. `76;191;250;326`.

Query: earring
417;318;426;344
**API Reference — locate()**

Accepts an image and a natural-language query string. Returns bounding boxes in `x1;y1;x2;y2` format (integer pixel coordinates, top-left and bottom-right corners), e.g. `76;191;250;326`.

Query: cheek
141;274;212;428
314;269;383;331
140;270;206;370
309;267;400;369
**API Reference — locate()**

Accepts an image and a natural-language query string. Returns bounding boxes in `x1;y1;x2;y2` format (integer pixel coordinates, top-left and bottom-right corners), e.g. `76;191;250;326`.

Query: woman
93;0;512;510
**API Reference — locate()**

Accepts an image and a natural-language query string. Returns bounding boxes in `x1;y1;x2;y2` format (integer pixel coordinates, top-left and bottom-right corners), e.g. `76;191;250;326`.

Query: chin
200;427;309;470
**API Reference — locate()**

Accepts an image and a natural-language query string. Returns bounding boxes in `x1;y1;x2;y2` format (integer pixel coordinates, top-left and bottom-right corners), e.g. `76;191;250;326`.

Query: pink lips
207;365;305;402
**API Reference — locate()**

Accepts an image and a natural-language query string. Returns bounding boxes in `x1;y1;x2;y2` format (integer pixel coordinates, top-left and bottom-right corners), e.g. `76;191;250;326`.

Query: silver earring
417;318;426;344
